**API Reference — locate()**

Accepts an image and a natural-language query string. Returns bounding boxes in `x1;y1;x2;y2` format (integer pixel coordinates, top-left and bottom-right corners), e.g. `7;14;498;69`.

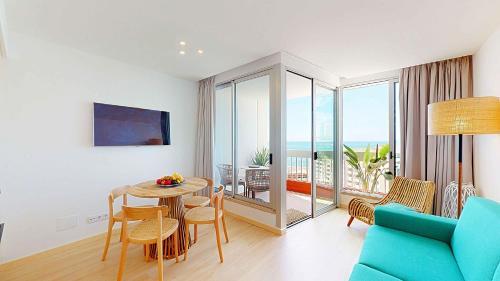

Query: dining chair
101;185;152;261
117;205;179;281
183;177;214;209
183;185;228;263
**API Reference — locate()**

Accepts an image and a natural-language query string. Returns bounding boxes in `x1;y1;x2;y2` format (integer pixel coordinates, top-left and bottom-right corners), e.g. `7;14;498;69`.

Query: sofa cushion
451;197;500;281
349;264;402;281
359;225;464;281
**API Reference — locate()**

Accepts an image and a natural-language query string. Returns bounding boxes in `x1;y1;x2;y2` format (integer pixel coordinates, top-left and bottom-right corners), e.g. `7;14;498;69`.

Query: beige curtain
195;76;215;195
399;56;473;215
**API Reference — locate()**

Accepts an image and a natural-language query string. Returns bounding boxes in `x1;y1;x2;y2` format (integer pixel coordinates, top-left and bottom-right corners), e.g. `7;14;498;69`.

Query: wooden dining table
127;177;208;259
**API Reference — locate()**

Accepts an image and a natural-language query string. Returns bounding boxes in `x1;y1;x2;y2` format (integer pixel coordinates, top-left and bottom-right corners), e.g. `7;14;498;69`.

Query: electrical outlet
56;215;78;232
87;214;108;224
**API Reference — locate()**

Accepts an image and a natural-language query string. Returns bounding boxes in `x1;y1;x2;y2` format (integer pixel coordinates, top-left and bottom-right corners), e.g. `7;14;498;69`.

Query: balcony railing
287;150;400;195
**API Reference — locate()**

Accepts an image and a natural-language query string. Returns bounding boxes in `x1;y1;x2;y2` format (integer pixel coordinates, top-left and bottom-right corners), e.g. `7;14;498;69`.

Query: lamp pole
457;134;462;218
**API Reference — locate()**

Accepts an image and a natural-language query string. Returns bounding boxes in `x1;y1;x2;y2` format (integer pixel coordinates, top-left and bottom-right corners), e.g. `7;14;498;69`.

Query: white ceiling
4;0;500;81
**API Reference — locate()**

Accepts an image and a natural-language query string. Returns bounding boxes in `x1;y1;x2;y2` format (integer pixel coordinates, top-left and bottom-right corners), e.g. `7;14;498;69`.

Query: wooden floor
0;209;368;281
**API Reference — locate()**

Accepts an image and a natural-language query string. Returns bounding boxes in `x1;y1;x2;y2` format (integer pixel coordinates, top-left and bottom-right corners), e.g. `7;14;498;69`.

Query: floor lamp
428;96;500;217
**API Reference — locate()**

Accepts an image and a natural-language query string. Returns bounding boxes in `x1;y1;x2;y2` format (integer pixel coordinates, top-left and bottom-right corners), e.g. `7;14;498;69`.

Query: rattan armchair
347;176;435;226
245;168;270;199
216;164;246;192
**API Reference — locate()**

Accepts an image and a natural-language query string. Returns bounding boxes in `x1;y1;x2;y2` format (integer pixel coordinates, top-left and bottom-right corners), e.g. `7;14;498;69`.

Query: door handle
269;153;273;165
313;152;318;160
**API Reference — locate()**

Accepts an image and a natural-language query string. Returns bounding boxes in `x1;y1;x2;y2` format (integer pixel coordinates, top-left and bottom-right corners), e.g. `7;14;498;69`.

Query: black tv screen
93;103;170;146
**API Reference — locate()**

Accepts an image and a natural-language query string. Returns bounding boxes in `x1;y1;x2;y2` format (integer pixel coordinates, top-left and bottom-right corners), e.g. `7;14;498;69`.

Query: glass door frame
233;70;274;207
284;69;339;220
312;81;339;217
214;67;279;210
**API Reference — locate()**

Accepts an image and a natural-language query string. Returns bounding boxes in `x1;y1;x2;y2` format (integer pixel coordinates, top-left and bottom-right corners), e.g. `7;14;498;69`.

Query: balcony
287;149;400;196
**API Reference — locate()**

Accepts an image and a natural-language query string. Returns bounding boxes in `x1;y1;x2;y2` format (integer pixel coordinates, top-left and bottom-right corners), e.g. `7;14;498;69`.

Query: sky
287;81;392;144
342;82;389;142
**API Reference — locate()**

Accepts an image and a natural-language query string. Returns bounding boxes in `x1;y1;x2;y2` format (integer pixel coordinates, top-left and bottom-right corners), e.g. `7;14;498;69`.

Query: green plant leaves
343;143;393;193
363;144;371;166
378;144;390;159
251;147;270;166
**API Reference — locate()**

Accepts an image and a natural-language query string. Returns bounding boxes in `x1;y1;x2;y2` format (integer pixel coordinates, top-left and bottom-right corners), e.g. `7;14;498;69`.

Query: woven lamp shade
428;96;500;135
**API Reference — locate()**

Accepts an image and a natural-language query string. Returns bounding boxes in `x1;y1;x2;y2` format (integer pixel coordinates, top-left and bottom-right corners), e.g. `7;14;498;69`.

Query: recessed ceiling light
179;41;186;46
179;50;186;55
197;49;204;54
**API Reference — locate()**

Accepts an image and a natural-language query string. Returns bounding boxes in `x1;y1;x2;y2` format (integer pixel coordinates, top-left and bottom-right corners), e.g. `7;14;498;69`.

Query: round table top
127;177;208;199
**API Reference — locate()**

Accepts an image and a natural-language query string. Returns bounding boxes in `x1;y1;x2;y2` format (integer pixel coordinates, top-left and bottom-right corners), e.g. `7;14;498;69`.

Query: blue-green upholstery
451;197;500;281
349;264;402;281
350;197;500;281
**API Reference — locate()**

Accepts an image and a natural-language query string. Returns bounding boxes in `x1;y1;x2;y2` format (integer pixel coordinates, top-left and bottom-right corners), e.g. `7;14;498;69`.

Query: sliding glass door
285;71;338;225
313;83;337;216
214;83;233;194
214;71;274;208
286;72;313;225
234;73;271;204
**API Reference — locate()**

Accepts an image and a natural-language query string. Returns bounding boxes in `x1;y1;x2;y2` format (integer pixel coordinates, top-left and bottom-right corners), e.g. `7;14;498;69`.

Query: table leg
148;196;191;259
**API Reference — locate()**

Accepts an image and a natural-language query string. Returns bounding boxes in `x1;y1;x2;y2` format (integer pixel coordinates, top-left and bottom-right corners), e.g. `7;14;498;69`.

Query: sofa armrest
374;205;457;243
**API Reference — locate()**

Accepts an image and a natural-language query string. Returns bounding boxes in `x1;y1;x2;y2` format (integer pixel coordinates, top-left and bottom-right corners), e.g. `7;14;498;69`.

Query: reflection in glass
235;75;271;203
214;85;233;193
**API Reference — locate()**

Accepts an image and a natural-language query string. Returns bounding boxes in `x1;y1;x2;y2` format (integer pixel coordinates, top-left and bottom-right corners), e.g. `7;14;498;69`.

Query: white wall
0;33;198;263
0;0;7;58
473;25;500;202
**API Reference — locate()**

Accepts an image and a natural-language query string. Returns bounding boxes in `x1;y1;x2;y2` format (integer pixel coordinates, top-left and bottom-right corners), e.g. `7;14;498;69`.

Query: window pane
342;82;390;194
214;85;233;194
286;72;312;223
314;85;336;213
235;75;271;203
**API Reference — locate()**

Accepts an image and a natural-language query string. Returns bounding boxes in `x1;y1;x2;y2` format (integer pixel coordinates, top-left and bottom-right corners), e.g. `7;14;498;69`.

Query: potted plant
251;147;270;167
343;144;394;193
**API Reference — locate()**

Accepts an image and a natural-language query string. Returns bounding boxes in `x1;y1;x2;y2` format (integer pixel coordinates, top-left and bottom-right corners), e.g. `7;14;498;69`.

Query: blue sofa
349;197;500;281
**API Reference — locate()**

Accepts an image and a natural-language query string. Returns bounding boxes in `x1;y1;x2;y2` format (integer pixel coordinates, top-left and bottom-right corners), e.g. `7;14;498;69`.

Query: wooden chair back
380;176;435;213
121;205;170;242
203;178;214;198
122;205;169;221
212;185;225;217
107;185;131;216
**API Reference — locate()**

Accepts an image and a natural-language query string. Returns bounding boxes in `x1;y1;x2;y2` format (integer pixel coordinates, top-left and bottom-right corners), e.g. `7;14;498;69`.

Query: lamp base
442;181;475;219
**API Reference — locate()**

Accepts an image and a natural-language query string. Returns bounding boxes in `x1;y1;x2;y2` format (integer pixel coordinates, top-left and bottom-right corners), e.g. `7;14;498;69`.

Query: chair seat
184;196;210;208
185;207;221;223
247;186;270;192
129;218;178;243
113;205;154;221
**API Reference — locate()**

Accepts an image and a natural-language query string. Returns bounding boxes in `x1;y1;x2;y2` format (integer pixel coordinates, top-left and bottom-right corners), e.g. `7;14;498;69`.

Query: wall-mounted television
93;103;170;146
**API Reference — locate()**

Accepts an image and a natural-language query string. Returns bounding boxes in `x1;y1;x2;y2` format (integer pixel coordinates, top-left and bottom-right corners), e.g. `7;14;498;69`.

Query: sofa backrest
451;197;500;281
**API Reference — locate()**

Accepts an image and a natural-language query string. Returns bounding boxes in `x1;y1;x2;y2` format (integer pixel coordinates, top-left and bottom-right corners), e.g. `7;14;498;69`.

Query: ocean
286;141;388;167
287;141;388;151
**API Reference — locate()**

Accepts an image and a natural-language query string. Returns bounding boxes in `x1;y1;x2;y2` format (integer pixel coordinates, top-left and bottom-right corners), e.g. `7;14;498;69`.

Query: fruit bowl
156;173;184;188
